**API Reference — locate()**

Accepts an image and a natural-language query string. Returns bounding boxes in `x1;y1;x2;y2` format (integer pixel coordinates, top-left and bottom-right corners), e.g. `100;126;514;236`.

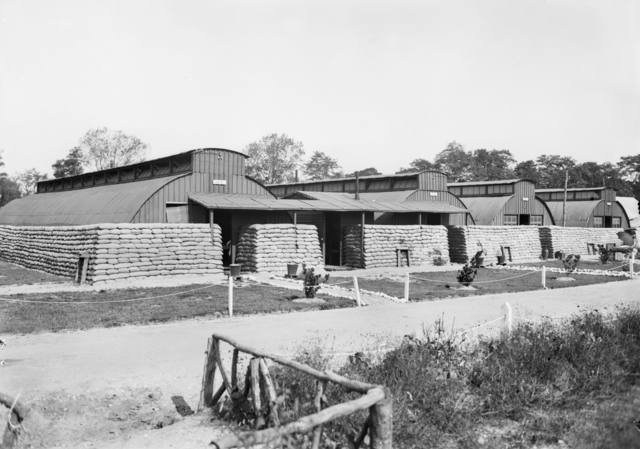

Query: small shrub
456;254;479;286
562;254;581;273
301;267;329;298
597;244;611;264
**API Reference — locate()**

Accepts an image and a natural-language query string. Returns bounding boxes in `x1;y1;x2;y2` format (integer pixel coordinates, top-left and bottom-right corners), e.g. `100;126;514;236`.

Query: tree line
1;131;638;209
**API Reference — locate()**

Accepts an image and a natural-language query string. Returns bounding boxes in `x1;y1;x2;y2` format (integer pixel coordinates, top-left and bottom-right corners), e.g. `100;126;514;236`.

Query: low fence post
228;275;234;317
353;277;362;307
542;265;546;289
630;251;635;278
404;272;410;302
369;387;393;449
501;302;513;336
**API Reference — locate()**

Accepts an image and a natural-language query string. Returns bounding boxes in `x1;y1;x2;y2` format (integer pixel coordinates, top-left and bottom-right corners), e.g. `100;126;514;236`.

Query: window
487;184;514;195
504;215;518;225
461;186;486;196
537;193;550;200
612;217;621;228
449;187;462;196
593;216;603;228
530;215;543;226
575;191;600;200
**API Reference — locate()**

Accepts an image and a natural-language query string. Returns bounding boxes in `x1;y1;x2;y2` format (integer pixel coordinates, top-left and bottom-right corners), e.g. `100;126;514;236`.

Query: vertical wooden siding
132;149;275;223
417;172;448;191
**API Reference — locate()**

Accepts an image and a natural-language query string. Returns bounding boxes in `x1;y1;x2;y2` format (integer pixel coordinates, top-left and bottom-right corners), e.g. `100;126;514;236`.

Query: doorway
604;216;612;228
324;212;342;266
212;209;233;266
519;214;530;226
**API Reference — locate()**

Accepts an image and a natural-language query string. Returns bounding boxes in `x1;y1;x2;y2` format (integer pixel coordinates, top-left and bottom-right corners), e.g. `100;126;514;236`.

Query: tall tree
79;127;149;170
396;158;440;174
345;167;381;177
52;147;85;178
303;151;343;180
514;160;540;183
244;134;305;184
15;168;48;196
534;155;576;189
0;150;22;207
619;154;640;182
470;149;516;181
434;141;473;182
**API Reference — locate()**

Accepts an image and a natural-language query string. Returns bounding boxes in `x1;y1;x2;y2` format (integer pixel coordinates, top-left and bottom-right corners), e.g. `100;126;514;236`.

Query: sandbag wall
0;225;100;279
539;226;623;255
235;224;323;274
343;225;450;269
448;225;542;263
0;223;223;285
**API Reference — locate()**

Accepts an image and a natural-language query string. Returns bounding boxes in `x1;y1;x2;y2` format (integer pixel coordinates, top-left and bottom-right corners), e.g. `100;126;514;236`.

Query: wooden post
213;340;234;394
353;277;362;307
502;302;513;335
258;359;280;427
360;212;365;269
293;211;297;225
231;349;239;389
418;213;422;226
542;265;546;289
369;387;392;449
630;251;635;278
562;169;568;227
198;337;217;411
228;275;233;318
311;380;326;449
250;358;263;429
209;209;214;228
404;272;410;302
322;213;327;263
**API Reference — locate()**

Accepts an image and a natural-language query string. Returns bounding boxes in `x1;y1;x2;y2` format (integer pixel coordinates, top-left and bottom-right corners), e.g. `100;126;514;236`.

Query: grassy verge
326;268;629;301
220;306;640;448
0;261;69;286
0;282;354;334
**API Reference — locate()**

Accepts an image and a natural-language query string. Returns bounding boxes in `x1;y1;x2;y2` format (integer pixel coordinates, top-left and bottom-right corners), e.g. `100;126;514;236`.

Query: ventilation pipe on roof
355;172;360;200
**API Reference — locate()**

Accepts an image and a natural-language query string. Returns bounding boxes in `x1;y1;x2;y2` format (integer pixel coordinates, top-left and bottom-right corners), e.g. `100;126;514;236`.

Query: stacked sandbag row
235;224;323;274
539;226;623;255
343;225;450;269
90;224;223;285
0;223;223;285
447;225;542;263
0;225;100;278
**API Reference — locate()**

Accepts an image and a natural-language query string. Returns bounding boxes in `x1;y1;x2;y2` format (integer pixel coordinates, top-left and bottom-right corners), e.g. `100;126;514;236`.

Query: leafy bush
432;249;447;266
562;254;581;273
456;254;480;286
597;244;612;264
301;267;329;298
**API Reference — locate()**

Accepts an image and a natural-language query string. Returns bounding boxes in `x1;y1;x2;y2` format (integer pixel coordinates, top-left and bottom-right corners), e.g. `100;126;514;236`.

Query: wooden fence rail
199;333;392;449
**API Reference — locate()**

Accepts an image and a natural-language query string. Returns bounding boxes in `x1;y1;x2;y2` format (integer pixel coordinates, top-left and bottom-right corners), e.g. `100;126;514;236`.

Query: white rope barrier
409;270;537;284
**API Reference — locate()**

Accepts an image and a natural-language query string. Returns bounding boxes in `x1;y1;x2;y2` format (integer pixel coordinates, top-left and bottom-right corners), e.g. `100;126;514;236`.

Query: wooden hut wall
417;172;448;191
591;201;630;228
132;150;275;223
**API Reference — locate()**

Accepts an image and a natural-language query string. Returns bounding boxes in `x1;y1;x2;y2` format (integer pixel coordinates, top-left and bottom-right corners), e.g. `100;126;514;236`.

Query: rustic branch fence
198;333;392;449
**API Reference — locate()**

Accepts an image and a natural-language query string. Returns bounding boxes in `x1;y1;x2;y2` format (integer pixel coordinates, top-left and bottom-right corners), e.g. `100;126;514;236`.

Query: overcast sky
1;0;638;177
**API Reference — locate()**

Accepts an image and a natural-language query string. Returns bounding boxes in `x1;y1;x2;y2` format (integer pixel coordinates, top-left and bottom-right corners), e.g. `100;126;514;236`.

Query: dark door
325;212;342;266
425;213;442;225
519;214;530;225
604;216;612;228
214;209;233;266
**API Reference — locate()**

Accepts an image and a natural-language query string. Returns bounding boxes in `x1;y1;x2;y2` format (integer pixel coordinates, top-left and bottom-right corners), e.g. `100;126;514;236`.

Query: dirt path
3;276;639;447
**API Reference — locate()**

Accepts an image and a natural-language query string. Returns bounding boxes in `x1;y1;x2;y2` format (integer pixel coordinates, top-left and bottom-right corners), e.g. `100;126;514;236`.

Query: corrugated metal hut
535;187;630;228
448;179;555;226
267;170;471;226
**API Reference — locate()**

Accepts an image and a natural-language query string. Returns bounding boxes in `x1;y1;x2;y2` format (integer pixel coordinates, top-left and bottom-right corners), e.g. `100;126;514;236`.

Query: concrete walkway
2;276;638;411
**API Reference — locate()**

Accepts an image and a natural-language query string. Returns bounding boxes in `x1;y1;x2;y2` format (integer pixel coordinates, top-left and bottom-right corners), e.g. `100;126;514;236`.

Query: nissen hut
448;179;555;226
535;187;630;228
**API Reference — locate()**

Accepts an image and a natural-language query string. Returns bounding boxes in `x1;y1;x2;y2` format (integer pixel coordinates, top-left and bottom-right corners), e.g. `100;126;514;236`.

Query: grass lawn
519;258;632;271
326;267;630;301
0;281;354;334
0;261;70;286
